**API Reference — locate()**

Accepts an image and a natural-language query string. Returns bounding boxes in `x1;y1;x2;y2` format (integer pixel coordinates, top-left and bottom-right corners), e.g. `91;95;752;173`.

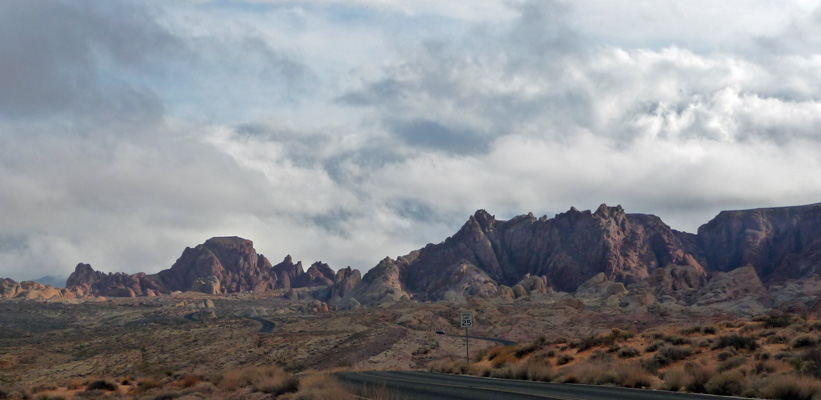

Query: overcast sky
2;0;821;282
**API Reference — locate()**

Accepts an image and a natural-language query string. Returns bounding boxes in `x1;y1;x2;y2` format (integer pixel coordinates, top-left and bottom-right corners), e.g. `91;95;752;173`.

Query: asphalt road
336;371;746;400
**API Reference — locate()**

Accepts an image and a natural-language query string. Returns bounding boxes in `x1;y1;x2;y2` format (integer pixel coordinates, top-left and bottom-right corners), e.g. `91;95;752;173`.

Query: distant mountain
66;237;336;297
59;203;821;306
345;203;821;306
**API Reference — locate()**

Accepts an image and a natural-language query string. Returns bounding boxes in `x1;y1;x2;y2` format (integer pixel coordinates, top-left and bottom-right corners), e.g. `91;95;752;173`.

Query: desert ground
3;288;796;399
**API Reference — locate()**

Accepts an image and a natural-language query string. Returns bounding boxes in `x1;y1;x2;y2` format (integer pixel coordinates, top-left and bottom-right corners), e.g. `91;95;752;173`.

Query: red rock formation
157;237;277;293
294;262;335;287
698;203;821;281
65;237;339;297
391;204;705;298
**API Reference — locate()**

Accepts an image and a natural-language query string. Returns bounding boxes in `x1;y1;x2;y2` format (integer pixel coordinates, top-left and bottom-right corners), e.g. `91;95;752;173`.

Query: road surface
336;371;746;400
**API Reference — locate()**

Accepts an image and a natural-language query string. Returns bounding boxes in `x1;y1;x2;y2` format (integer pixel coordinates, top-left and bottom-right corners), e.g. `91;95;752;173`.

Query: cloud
2;0;821;283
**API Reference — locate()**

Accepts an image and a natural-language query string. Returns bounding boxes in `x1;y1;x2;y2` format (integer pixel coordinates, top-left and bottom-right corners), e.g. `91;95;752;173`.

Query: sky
2;0;821;282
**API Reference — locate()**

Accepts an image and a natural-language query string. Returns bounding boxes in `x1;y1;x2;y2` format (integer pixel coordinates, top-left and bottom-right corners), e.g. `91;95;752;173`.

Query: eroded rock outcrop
66;237;338;297
353;204;706;304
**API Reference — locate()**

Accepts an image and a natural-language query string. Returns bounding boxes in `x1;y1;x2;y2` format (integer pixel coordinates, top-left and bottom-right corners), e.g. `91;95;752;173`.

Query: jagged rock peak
593;203;625;219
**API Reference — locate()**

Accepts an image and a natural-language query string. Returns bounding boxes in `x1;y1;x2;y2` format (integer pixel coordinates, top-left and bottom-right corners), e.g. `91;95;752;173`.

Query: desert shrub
801;348;821;378
754;360;779;374
702;326;716;334
755;351;772;360
683;361;714;393
767;333;791;344
809;322;821;331
557;354;574;365
658;346;693;363
717;348;737;361
560;361;616;385
775;352;794;360
662;368;688;391
718;356;748;372
589;350;612;362
679;326;702;335
758;375;821;400
607;344;620;353
515;341;541;358
86;380;117;391
792;335;818;348
617;347;640;359
0;388;6;399
643;346;693;372
645;340;665;353
552;337;569;344
665;336;690;346
705;370;747;396
523;361;555;382
713;335;759;351
761;314;797;329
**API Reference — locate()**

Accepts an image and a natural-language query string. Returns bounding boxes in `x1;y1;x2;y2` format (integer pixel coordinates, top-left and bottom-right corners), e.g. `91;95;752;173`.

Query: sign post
460;312;473;363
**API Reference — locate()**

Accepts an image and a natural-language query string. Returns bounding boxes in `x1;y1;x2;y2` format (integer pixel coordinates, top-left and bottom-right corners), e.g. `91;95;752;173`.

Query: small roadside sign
460;312;473;328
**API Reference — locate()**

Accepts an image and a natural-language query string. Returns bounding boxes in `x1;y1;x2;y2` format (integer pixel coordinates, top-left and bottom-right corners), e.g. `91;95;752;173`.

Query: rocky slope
65;237;335;297
349;202;821;306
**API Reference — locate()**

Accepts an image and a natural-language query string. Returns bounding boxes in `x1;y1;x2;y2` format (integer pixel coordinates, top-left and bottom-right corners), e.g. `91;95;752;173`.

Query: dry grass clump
571;329;634;352
662;367;688;391
758;374;821;400
704;370;747;396
561;361;655;388
218;365;296;394
428;360;474;375
279;373;352;400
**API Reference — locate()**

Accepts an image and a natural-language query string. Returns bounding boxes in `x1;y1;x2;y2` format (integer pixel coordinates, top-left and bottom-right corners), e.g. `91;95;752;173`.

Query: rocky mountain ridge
65;237;338;297
344;202;821;308
4;203;821;313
